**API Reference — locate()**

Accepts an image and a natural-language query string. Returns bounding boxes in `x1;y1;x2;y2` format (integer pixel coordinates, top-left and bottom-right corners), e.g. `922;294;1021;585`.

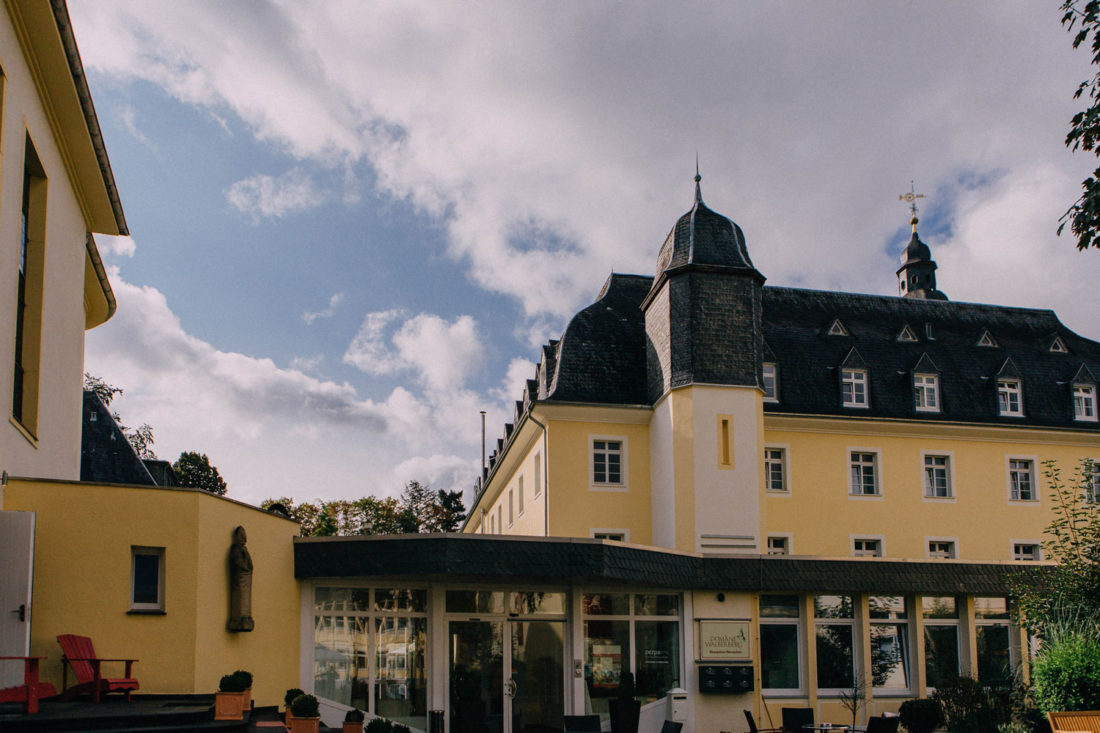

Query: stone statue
227;525;254;631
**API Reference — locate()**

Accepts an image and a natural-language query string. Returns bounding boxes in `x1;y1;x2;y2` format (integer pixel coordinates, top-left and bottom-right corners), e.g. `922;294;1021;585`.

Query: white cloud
226;168;326;220
492;357;536;405
289;353;324;372
390;454;476;495
344;310;486;391
95;234;136;258
119;105;154;149
302;292;344;325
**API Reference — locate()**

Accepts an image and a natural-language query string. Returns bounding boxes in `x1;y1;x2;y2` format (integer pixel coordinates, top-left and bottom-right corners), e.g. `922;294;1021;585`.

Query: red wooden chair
0;656;56;713
56;634;139;702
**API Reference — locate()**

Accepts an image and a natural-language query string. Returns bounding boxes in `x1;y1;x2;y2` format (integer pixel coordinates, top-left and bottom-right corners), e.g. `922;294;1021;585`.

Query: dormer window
1074;384;1098;422
841;369;869;408
997;379;1023;417
897;325;918;343
914;374;940;412
763;363;779;402
977;330;998;348
1050;336;1068;354
828;319;849;337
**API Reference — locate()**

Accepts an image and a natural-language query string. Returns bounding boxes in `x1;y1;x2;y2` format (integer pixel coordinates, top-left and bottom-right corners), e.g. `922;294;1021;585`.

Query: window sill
589;484;628;492
922;496;956;503
765;489;792;497
848;493;883;501
127;609;166;615
1009;498;1040;504
8;416;38;448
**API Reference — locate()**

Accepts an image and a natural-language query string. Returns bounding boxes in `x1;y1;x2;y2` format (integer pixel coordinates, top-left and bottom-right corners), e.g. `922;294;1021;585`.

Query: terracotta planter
286;710;293;727
289;716;321;733
343;722;365;733
242;687;251;711
214;690;247;721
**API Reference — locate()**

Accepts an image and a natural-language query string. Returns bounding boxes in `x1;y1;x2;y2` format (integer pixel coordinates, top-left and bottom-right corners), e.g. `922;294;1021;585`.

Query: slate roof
651;182;759;282
80;391;156;486
526;279;1100;430
294;534;1041;594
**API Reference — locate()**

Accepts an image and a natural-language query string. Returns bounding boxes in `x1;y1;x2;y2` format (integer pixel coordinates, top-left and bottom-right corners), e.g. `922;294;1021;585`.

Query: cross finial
898;180;925;232
694;154;703;203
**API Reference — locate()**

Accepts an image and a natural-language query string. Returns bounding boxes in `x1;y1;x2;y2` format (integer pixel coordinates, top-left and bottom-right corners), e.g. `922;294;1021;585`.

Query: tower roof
652;174;760;282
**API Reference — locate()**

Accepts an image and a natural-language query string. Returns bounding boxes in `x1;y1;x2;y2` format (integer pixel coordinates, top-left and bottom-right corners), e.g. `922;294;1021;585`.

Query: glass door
508;620;565;733
449;620;504;733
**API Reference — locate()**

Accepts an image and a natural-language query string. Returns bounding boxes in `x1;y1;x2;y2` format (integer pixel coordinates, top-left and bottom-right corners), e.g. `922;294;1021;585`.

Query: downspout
528;412;549;537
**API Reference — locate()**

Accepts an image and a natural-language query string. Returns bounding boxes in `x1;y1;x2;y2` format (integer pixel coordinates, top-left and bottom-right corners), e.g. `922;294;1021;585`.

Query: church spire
896;181;947;301
694;155;703;204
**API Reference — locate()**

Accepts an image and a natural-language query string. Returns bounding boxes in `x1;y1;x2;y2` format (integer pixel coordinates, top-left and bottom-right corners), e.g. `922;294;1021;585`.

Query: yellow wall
5;479;300;706
763;416;1098;560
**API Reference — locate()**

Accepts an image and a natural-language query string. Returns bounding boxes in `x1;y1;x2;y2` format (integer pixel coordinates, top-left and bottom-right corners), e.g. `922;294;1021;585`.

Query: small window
497;506;502;533
765;447;788;492
977;330;998;348
534;453;542;496
841;369;869;408
517;475;524;515
914;374;940;412
997;379;1023;417
852;538;882;557
508;489;514;526
592;531;626;542
1086;460;1100;503
130;546;165;612
928;540;956;559
828;319;849;336
849;452;879;495
897;325;918;342
591;438;625;487
923;454;952;498
1074;384;1098;422
1050;336;1068;354
767;536;789;555
1013;543;1041;561
763;363;779;402
1008;459;1036;501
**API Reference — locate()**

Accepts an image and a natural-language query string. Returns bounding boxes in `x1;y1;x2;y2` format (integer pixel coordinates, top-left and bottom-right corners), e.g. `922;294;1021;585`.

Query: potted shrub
214;673;249;721
231;670;253;711
344;707;366;733
289;693;321;733
367;717;395;733
898;698;943;733
608;672;641;733
284;687;305;727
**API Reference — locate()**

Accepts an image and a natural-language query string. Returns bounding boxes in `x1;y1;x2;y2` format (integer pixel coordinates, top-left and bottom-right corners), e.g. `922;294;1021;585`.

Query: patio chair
56;634;139;703
744;709;784;733
1048;710;1100;733
865;716;900;733
781;707;814;733
0;656;56;714
660;722;683;733
563;715;602;733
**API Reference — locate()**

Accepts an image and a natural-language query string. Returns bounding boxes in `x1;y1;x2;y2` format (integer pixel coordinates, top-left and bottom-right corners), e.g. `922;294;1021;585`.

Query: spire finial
898;180;925;233
694;154;702;203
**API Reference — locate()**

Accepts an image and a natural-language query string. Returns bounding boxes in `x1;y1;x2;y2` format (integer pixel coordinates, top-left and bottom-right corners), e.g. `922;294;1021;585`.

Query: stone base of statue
227;616;255;632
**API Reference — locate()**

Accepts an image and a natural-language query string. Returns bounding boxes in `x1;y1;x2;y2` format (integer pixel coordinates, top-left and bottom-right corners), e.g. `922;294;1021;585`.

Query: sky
68;1;1100;508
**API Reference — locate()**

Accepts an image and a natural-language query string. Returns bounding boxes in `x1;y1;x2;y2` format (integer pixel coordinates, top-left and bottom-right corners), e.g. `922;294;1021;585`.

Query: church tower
896;186;948;301
642;172;767;554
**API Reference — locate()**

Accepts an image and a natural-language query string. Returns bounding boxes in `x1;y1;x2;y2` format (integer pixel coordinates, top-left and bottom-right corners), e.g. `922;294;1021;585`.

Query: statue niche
227;525;255;632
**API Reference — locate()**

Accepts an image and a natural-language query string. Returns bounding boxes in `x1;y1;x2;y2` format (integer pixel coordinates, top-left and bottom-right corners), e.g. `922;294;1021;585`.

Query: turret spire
896;181;947;300
694;155;703;204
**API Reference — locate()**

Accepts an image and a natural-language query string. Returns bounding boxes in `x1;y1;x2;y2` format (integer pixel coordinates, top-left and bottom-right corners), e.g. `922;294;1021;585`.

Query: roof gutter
85;232;116;321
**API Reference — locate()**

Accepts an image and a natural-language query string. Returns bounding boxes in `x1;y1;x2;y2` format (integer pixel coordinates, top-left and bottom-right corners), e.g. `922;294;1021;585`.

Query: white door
0;510;35;688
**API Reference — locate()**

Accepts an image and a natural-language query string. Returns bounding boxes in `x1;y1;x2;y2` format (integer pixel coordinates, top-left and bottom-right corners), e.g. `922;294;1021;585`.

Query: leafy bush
366;717;394;733
932;676;999;733
345;708;366;723
289;694;320;718
284;688;305;707
1032;633;1100;712
230;670;252;689
219;673;248;693
393;724;412;733
997;724;1030;733
898;698;942;733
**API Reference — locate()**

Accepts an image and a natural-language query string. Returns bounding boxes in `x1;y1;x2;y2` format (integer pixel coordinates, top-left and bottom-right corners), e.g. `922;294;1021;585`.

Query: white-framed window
591;529;629;542
760;595;802;694
1087;459;1100;503
849;451;880;496
841;369;869;408
1012;542;1041;561
914;374;940;412
922;596;960;689
590;436;627;489
852;537;883;557
1008;458;1037;502
1074;384;1098;422
927;539;957;559
870;596;911;693
767;535;791;555
763;363;779;402
765;447;788;492
997;379;1024;417
508;489;514;526
975;597;1013;687
815;595;855;693
533;453;542;496
923;453;953;498
130;546;166;612
517;475;525;516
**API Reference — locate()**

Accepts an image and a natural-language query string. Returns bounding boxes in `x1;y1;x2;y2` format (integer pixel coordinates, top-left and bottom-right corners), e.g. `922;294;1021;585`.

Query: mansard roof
533;277;1100;430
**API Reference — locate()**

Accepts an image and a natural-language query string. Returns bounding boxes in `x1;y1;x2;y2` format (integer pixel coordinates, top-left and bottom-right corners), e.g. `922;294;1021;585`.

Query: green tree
83;374;158;459
83;372;123;407
398;480;436;533
1060;1;1100;250
172;451;228;495
431;489;467;532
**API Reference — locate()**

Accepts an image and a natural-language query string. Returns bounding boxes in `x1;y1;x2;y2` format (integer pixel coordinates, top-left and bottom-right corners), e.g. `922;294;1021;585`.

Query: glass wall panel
375;588;427;613
761;595;800;618
449;621;504;733
583;619;630;717
760;624;799;690
870;596;910;692
314;615;369;709
375;617;427;730
446;590;505;614
976;624;1011;687
315;587;370;613
635;620;679;701
924;625;959;688
816;624;854;689
634;594;679;616
582;593;629;616
510;591;565;615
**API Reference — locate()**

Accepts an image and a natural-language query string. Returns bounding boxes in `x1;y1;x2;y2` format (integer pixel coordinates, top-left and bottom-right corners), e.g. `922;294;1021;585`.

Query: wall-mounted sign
698;620;750;661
